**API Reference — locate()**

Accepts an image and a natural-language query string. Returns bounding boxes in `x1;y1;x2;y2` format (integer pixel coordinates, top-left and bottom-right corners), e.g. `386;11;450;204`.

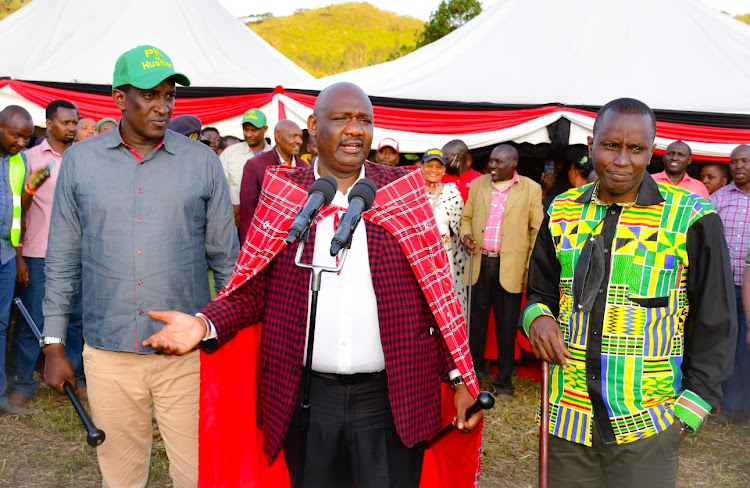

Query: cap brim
130;71;191;89
423;155;446;165
242;121;266;128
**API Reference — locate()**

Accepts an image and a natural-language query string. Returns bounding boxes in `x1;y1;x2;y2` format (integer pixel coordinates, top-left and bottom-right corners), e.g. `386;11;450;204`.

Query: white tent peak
0;0;314;88
317;0;750;114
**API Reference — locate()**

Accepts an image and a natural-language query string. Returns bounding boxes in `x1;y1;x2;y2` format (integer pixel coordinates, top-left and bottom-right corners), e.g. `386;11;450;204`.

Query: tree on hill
389;0;482;60
417;0;482;48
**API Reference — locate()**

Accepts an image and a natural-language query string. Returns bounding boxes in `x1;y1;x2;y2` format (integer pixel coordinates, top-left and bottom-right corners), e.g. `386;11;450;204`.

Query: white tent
306;0;750;157
0;0;314;132
0;0;313;87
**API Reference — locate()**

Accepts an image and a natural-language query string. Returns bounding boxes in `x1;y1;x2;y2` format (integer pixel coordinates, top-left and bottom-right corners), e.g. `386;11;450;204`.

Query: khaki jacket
460;173;543;293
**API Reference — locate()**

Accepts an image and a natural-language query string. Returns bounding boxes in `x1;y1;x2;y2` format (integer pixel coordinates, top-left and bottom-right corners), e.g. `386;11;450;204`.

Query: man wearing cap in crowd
238;119;306;239
168;114;202;140
374;137;400;166
96;117;118;133
41;45;238;487
219;107;272;227
460;144;543;399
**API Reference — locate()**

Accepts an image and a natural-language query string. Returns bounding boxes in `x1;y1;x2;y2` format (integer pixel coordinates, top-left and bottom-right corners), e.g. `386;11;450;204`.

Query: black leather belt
312;370;386;385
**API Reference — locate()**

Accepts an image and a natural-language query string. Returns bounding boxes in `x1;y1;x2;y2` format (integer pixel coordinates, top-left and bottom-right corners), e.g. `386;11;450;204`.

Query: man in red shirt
441;139;481;202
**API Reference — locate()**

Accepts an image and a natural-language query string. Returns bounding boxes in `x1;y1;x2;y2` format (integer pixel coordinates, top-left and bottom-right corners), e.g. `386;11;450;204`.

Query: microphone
329;178;377;256
286;175;338;244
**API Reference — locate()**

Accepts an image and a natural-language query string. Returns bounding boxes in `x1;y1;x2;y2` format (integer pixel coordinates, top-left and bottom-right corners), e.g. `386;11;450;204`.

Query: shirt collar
576;171;664;206
313;161;366;198
104;124;173;157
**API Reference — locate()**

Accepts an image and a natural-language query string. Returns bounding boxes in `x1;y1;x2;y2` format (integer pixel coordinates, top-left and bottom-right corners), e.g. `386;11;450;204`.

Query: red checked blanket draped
199;166;481;487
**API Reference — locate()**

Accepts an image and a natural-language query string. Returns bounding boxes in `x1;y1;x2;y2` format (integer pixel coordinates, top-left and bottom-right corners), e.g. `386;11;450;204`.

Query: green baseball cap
241;108;267;128
113;45;190;89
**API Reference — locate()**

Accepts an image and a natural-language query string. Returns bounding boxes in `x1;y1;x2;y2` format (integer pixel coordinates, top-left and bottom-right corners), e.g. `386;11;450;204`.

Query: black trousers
283;371;425;488
469;255;522;393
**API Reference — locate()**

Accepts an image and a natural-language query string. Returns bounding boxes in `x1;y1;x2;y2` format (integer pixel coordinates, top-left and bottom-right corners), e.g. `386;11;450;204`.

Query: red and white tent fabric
2;0;748;160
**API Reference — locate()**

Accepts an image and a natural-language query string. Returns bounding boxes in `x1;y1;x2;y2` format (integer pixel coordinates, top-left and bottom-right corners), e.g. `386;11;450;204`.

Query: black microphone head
348;178;377;210
310;175;338;205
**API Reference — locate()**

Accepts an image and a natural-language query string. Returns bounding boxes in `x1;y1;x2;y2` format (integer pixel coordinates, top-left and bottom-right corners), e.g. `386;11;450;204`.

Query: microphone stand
292;227;347;488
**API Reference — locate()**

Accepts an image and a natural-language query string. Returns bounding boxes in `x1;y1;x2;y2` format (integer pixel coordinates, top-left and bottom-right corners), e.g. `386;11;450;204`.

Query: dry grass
1;379;748;487
479;378;750;488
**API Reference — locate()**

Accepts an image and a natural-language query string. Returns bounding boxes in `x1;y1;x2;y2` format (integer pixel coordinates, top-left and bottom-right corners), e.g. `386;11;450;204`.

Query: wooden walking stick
539;360;550;488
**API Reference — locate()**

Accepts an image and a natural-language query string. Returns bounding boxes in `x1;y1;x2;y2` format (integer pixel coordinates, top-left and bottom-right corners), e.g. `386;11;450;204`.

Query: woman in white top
420;148;467;318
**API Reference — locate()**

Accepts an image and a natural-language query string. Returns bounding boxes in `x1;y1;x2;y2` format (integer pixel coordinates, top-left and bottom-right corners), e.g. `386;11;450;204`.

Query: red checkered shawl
199;164;481;487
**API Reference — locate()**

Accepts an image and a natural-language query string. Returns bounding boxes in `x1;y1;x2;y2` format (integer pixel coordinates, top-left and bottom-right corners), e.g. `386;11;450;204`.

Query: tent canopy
0;0;313;88
317;0;750;115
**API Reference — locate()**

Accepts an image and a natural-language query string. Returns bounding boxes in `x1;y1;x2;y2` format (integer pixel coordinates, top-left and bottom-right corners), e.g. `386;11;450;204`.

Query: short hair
593;98;656;139
668;140;692;157
702;162;729;179
0;105;33;125
218;135;241;150
442;139;469;156
201;127;219;136
46;100;78;121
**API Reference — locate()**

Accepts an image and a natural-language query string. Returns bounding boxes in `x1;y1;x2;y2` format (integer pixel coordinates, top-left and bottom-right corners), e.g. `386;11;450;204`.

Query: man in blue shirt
41;46;238;487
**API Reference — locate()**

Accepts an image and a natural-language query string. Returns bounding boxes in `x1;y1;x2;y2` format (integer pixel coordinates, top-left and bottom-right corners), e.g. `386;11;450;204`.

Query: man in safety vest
0;105;47;416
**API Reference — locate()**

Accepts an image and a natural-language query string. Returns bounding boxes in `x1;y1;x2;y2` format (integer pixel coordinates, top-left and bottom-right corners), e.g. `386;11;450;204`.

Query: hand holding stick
14;298;105;447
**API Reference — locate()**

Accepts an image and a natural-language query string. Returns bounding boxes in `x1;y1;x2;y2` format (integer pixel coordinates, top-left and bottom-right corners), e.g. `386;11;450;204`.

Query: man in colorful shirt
461;144;543;399
652;140;709;199
523;98;735;487
710;144;750;423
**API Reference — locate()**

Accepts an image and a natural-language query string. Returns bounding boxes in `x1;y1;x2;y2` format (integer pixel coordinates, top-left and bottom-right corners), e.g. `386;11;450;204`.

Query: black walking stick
14;298;105;447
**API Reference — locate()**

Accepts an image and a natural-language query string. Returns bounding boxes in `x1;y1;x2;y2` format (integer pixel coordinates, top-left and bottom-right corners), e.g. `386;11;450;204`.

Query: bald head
442;139;472;175
0;105;34;157
308;83;373;186
488;144;518;182
0;105;32;125
662;140;692;178
730;144;750;189
274;119;303;162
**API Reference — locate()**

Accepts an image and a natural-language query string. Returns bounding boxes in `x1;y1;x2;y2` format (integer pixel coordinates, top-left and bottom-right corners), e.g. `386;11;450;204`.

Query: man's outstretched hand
143;310;207;355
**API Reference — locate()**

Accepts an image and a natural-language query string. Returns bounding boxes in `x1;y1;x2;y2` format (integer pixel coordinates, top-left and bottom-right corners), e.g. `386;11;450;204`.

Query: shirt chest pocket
627;247;682;305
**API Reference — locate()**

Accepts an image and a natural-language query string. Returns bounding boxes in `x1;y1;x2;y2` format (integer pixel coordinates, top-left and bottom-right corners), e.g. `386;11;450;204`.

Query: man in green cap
41;45;239;487
219;107;271;227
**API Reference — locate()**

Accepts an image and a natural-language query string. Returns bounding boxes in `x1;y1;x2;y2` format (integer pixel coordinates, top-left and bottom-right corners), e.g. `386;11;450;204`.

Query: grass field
1;376;748;487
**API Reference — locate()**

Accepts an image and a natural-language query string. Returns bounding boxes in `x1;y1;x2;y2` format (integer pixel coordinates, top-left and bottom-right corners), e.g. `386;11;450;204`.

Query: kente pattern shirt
523;173;735;446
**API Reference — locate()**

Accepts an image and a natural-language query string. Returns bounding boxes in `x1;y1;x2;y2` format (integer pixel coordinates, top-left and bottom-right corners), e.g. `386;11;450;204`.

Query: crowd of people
0;43;746;488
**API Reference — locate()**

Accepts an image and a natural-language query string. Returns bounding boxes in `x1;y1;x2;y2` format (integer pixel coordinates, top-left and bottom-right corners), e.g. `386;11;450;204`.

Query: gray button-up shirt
43;129;239;353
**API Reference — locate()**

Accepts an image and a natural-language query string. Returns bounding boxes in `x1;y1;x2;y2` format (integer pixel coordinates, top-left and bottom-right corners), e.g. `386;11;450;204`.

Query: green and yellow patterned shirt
523;173;735;446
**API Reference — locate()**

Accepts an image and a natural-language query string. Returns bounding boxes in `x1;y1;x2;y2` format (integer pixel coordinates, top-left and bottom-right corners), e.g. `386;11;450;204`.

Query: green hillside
0;0;31;20
248;2;424;77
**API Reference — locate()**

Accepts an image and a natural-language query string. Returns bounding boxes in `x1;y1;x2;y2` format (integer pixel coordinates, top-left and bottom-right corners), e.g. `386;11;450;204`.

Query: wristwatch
39;336;66;348
450;375;465;390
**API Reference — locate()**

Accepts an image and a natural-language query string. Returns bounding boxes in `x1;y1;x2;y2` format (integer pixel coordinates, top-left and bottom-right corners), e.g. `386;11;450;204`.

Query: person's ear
112;88;127;111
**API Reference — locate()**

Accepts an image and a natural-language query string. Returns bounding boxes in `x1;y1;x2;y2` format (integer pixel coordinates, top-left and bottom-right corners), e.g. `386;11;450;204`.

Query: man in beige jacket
460;144;543;399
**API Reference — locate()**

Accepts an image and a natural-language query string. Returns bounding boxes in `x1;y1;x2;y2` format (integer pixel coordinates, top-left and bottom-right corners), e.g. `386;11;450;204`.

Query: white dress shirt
305;162;384;374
